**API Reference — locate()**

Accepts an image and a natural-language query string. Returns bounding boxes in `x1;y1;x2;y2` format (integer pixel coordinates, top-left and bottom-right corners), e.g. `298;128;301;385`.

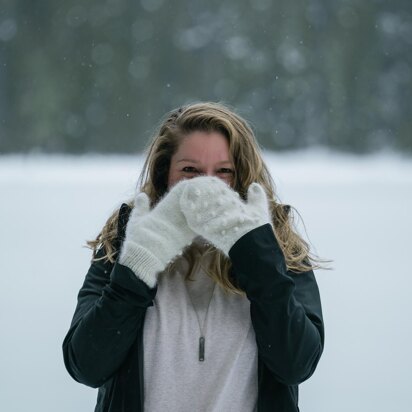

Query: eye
182;166;199;173
218;168;234;174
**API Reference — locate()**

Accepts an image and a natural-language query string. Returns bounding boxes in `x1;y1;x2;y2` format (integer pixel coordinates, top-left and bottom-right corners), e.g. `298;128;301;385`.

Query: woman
63;102;325;412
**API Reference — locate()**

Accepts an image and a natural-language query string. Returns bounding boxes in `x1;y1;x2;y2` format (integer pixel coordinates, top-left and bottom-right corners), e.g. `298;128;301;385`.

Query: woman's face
167;130;235;190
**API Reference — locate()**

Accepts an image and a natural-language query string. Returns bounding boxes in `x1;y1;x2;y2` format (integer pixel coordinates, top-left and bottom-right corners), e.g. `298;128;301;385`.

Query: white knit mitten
119;180;196;288
180;176;272;256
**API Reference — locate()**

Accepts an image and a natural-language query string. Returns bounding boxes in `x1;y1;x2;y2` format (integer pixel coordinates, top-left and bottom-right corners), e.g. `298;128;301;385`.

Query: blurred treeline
0;0;411;154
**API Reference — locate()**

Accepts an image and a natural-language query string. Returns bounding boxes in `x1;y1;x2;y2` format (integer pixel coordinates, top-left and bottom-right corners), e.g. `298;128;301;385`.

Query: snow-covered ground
1;150;411;412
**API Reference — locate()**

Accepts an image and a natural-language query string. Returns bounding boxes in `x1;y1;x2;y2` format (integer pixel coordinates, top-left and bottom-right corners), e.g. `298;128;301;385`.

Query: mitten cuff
119;241;163;288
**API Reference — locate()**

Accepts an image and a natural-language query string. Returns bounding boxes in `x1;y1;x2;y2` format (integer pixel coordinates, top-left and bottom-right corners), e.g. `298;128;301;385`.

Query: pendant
199;336;205;362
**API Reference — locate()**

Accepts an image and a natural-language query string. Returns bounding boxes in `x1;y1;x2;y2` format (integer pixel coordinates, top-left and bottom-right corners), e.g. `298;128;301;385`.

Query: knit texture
180;176;272;256
119;179;195;288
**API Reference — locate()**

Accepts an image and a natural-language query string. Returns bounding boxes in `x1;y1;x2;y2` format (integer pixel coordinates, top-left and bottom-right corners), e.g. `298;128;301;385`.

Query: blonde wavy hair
88;102;326;294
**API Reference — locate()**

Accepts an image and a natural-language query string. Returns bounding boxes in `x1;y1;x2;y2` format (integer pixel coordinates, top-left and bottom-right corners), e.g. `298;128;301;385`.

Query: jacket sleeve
229;223;325;386
62;205;157;388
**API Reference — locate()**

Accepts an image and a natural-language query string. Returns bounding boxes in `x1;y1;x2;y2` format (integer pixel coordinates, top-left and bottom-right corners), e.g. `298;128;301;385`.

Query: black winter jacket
63;204;324;412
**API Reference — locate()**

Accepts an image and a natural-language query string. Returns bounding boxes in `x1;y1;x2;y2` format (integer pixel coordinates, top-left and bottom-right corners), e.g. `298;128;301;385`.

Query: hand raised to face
179;176;272;256
119;179;197;287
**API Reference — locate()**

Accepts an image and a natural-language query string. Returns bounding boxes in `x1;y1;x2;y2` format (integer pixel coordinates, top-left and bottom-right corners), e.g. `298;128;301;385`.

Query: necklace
184;265;216;362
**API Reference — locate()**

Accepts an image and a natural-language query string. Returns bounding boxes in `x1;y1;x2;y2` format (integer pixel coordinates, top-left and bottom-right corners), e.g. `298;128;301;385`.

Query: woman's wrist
119;240;164;288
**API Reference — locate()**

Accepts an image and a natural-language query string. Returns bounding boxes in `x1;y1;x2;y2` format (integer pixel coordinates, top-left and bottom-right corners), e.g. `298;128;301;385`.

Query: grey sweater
143;249;258;412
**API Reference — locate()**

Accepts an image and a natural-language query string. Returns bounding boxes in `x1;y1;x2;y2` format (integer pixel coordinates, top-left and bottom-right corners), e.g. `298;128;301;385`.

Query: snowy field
1;151;411;412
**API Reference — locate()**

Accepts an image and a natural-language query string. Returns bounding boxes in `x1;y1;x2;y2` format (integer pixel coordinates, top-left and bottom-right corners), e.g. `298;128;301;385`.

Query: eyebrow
176;159;233;164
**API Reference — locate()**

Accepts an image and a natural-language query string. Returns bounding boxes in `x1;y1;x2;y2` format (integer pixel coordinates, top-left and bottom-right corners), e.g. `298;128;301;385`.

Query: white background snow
1;150;411;411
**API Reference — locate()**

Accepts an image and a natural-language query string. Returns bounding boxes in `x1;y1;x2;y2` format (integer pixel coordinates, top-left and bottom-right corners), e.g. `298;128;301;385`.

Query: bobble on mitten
119;179;196;288
180;176;272;255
